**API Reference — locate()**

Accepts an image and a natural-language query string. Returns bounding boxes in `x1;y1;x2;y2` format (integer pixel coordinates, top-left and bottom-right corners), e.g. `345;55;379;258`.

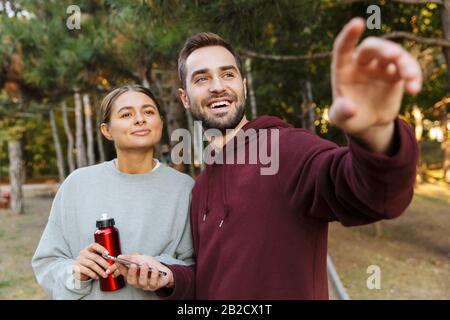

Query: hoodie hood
242;115;291;131
202;116;290;228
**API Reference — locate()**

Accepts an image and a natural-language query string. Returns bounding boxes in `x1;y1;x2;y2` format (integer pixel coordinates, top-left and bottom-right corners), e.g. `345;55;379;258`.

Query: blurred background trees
0;0;448;213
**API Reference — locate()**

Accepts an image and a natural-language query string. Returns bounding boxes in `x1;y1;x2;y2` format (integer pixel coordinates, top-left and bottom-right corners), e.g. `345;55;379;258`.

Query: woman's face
101;91;163;151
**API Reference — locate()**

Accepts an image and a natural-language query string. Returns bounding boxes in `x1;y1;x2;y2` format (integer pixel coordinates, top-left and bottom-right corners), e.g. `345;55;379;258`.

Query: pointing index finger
333;17;366;68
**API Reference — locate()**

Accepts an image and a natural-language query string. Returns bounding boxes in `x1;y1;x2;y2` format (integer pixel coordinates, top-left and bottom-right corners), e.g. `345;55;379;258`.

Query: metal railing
327;255;351;300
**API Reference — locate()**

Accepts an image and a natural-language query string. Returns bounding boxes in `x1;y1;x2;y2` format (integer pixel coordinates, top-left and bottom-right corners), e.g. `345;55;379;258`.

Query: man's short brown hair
178;32;243;89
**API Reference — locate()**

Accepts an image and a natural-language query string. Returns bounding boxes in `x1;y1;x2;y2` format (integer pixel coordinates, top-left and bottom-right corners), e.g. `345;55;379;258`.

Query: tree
49;107;66;182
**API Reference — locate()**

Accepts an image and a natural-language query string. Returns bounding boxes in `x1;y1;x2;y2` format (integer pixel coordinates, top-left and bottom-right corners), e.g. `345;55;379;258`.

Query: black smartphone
102;253;167;276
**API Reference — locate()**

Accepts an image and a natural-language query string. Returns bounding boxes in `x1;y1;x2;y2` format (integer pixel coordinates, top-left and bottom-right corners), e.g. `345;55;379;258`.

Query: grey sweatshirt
32;160;195;300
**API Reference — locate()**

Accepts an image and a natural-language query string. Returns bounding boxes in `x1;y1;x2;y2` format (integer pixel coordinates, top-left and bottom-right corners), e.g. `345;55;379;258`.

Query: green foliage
0;0;448;177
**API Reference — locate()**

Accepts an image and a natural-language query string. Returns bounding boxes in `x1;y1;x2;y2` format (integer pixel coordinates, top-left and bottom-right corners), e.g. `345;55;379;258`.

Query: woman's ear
100;123;113;141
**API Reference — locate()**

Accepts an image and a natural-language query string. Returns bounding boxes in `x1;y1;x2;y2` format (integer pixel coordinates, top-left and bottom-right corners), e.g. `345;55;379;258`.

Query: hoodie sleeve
278;118;418;226
31;181;93;299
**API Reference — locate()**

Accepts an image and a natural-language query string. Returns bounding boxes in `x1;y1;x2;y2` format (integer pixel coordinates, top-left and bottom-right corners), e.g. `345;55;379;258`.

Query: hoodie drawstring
219;164;229;228
202;156;230;228
203;165;211;222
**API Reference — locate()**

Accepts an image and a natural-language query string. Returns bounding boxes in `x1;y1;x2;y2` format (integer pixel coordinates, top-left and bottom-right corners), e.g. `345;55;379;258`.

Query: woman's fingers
115;262;128;277
87;243;108;256
79;258;108;278
82;251;110;271
138;264;150;288
105;263;117;276
112;269;121;278
147;266;161;291
127;264;139;286
73;264;99;280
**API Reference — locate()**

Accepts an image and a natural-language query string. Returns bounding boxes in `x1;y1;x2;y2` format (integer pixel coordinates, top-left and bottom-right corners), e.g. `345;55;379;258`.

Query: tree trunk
163;75;187;173
440;104;450;183
94;93;106;163
245;57;258;119
49;108;66;182
8;139;24;214
140;66;151;89
83;93;95;166
185;107;196;177
74;90;87;168
441;0;450;183
142;74;151;89
374;222;383;238
302;80;316;133
152;69;188;173
442;0;450;87
62;101;76;173
412;105;424;184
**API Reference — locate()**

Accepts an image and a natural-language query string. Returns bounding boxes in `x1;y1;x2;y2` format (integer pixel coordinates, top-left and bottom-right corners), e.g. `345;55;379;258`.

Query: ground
0;183;448;299
329;182;450;299
0;194;51;299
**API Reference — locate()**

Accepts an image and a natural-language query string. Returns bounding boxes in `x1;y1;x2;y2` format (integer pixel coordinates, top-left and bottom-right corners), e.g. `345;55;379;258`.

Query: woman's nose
134;112;146;124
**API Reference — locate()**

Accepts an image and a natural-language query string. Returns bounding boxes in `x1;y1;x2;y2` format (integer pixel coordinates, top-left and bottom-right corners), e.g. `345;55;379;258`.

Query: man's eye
223;72;235;78
195;77;207;83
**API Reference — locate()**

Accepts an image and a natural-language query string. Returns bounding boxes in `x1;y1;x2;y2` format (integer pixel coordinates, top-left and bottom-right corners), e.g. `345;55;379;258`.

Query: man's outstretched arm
329;18;422;155
277;18;420;226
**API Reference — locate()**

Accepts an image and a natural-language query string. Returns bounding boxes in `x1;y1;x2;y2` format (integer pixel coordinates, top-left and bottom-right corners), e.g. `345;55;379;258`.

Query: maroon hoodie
164;115;418;299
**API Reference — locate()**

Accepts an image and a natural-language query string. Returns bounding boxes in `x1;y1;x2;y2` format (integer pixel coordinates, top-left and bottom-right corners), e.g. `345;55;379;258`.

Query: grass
328;182;450;299
0;183;449;299
0;195;51;299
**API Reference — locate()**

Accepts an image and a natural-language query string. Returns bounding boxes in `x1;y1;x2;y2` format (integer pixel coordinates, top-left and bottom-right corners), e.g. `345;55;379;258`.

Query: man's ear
100;123;113;141
178;88;190;110
243;78;248;99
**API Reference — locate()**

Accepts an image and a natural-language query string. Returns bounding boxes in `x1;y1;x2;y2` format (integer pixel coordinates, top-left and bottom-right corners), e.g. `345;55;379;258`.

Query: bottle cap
96;213;115;228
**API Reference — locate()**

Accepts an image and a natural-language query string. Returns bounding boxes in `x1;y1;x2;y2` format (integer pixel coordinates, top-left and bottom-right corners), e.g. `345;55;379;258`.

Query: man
112;18;421;299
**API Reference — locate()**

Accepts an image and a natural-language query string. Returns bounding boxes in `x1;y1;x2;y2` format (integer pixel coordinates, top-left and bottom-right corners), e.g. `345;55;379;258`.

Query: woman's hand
106;254;174;291
73;243;110;281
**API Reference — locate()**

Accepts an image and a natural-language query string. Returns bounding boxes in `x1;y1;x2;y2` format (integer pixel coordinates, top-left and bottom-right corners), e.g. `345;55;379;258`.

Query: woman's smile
131;128;151;136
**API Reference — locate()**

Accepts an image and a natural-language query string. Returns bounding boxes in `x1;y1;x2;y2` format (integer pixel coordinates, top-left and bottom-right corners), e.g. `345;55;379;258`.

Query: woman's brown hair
100;85;161;124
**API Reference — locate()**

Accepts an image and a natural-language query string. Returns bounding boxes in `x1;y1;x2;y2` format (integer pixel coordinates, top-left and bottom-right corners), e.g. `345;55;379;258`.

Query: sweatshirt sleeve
278;118;418;226
154;233;195;300
31;181;93;299
156;179;195;300
154;213;196;299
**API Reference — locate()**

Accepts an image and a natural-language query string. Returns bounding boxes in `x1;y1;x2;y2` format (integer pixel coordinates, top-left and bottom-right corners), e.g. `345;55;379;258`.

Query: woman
32;85;194;299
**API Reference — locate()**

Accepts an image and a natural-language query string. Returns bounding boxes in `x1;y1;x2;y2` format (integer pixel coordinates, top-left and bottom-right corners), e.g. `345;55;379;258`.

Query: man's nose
209;76;226;93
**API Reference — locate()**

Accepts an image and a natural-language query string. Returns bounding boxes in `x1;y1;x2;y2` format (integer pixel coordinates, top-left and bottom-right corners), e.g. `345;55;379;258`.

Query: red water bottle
94;214;125;291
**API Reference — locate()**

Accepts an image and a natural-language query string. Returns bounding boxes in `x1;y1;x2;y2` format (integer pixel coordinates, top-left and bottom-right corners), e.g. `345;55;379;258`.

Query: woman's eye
120;113;132;118
145;110;154;115
223;72;234;78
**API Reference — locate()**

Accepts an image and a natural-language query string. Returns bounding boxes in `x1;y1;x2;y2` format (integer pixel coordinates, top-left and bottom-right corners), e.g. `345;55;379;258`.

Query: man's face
179;45;247;131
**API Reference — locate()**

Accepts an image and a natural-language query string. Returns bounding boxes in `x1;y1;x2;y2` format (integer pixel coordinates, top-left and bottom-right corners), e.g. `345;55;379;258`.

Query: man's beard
188;92;246;133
